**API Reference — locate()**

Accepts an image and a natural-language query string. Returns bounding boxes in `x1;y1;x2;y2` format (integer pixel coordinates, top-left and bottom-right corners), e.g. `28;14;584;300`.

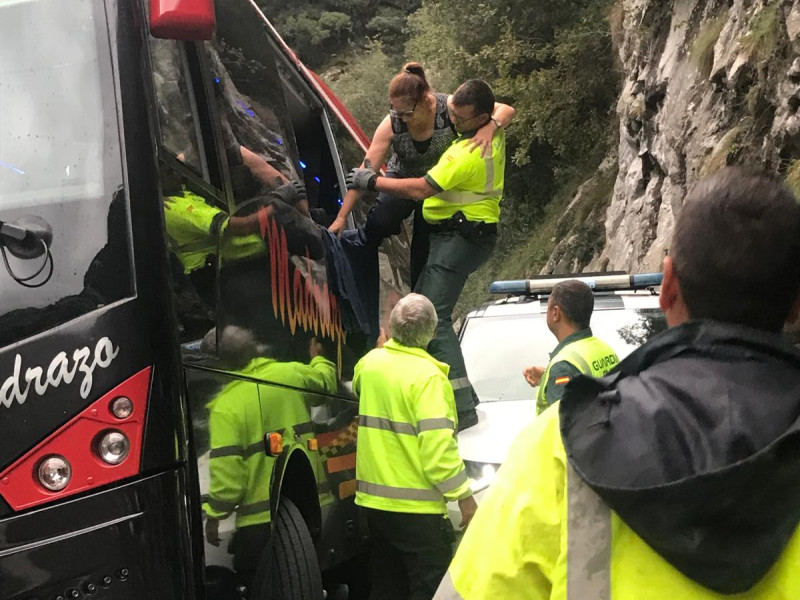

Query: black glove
272;180;307;206
346;159;378;191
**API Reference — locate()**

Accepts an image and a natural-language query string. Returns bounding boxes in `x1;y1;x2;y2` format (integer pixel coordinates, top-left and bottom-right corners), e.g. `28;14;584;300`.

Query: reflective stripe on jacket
203;355;336;528
434;405;800;600
536;334;618;414
354;339;472;514
422;130;505;224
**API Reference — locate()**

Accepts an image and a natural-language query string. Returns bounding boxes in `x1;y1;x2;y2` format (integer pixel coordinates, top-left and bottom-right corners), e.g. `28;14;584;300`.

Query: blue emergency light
489;272;663;295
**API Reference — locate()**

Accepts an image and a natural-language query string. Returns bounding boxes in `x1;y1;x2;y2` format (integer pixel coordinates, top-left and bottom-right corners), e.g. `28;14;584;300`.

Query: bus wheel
251;497;323;600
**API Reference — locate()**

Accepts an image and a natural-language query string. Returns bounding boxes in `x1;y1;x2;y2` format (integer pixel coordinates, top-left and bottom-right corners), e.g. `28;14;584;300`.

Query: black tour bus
0;1;410;598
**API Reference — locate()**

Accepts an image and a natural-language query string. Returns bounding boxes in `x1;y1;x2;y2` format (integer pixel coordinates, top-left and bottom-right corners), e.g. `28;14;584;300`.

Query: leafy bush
741;2;785;68
323;40;399;135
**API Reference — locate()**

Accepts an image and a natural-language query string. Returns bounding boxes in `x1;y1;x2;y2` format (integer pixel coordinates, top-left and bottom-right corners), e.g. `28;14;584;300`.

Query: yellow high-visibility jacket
203;355;336;528
354;339;473;514
163;190;224;274
435;404;800;600
536;330;619;414
422;130;505;224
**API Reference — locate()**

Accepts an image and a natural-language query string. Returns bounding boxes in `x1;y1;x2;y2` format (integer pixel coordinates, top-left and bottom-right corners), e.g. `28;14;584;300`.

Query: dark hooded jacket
560;320;800;594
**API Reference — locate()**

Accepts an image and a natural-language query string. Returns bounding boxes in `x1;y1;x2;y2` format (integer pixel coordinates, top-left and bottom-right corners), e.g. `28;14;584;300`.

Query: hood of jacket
560;320;800;594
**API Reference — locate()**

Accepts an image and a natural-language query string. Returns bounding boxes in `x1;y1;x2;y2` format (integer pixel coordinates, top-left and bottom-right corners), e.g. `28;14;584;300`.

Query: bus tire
251;497;323;600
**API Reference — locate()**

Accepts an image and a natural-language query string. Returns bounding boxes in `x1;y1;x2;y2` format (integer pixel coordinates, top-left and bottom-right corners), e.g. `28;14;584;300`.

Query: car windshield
461;306;666;402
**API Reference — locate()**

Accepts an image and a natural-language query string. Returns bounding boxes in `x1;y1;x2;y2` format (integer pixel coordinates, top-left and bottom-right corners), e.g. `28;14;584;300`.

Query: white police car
448;273;667;531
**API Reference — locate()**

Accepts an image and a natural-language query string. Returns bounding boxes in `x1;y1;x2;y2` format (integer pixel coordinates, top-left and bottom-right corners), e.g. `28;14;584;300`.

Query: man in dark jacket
434;166;800;599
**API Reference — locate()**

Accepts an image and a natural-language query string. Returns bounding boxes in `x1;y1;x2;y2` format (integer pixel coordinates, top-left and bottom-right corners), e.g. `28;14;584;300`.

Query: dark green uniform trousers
414;230;496;416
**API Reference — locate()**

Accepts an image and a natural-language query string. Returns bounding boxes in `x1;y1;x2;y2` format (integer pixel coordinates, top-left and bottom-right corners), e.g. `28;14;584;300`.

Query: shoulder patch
554;376;570;385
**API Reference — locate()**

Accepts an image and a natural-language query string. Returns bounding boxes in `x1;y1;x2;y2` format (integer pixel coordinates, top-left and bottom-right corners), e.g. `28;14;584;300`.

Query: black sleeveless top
386;93;456;178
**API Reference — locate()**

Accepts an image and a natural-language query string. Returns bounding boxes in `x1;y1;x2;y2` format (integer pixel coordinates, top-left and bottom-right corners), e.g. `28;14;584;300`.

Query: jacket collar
383;339;450;377
550;327;593;358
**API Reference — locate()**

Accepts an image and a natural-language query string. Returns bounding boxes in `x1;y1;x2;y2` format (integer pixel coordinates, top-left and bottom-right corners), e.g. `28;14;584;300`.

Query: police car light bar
489;272;663;295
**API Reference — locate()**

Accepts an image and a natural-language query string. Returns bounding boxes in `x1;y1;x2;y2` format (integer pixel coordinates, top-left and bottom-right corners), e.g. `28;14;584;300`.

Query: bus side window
159;165;221;344
207;30;331;367
149;37;208;180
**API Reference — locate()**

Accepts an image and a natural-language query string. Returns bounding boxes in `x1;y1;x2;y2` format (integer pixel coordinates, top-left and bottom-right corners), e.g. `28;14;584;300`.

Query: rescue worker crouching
522;279;619;414
434;167;800;600
354;293;477;600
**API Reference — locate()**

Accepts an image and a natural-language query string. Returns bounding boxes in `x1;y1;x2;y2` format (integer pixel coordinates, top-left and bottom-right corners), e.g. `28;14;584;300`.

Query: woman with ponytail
329;62;514;287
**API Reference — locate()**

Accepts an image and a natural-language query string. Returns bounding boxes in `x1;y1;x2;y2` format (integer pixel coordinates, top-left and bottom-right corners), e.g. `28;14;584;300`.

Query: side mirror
0;215;54;288
149;0;216;41
0;215;52;260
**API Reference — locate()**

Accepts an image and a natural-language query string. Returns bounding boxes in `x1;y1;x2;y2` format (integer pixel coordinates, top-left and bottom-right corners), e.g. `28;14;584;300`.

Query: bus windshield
0;0;134;348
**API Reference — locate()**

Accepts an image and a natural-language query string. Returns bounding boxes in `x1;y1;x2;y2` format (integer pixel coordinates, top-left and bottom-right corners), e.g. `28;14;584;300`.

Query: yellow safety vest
163;190;224;274
536;334;619;414
203;355;336;528
435;406;800;600
354;339;473;515
422;130;505;224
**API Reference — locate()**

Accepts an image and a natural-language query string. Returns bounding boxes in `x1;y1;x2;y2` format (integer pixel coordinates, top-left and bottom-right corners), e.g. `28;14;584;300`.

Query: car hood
458;400;537;464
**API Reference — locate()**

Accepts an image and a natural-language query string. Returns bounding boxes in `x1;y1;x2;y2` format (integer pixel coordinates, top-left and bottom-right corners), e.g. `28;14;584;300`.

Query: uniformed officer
347;80;506;430
433;167;800;600
522;279;619;414
354;293;476;600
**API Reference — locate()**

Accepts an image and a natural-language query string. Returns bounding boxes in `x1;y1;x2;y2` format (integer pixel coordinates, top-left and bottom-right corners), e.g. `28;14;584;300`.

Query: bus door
147;0;371;596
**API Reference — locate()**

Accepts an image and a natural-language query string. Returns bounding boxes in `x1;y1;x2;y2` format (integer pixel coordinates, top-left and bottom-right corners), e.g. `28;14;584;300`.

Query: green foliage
323;40;398;134
278;10;353;63
785;160;800;201
318;12;352;40
456;157;610;318
404;3;475;92
501;12;618;171
690;14;726;78
263;0;422;69
406;0;619;176
366;9;407;50
741;2;784;67
455;181;576;318
701;127;741;177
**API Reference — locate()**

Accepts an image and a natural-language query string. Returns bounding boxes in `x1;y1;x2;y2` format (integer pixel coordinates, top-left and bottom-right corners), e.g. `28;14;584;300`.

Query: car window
461;307;666;402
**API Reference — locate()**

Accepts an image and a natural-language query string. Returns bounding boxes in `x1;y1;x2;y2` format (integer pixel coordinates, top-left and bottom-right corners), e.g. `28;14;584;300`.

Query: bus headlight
463;460;500;494
110;396;133;419
97;431;130;465
38;455;72;491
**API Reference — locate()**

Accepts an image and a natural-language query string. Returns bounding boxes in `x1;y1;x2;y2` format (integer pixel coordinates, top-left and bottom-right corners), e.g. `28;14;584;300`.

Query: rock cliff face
544;0;800;274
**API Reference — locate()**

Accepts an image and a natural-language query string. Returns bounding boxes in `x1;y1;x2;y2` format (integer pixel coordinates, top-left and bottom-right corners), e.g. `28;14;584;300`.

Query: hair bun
402;62;426;80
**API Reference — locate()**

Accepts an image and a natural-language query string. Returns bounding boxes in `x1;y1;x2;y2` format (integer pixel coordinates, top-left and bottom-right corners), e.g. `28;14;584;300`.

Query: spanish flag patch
554;376;570;385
